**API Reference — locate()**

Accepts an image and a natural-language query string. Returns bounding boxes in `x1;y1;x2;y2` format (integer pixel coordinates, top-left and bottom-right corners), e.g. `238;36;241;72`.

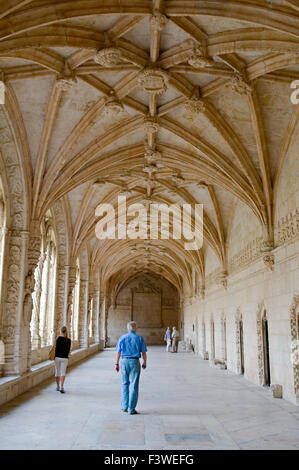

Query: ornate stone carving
138;67;168;95
103;91;124;115
221;313;227;366
263;254;275;271
67;266;77;334
150;10;168;31
144;145;164;168
188;45;214;68
94;47;122;66
31;253;44;349
184;96;206;116
172;170;185;188
289;295;299;403
275;209;299;246
229;72;253;96
216;271;228;289
235;308;242;375
143;163;159;176
143;115;159;133
56;76;77;91
256;301;265;386
229;236;263;275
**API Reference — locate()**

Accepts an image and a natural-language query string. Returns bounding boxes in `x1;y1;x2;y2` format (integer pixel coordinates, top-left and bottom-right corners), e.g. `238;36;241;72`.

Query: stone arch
290;295;299;404
76;246;89;348
51;198;71;337
256;301;266;386
221;312;227;365
0;106;30;375
235;307;244;375
257;303;272;387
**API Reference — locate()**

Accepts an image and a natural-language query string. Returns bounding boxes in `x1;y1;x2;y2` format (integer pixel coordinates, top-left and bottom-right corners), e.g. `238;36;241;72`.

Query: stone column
87;294;92;346
53;265;68;340
31;252;45;349
78;279;88;348
87;281;94;345
93;289;100;344
47;243;56;346
66;266;76;336
39;243;51;347
2;230;28;376
99;294;107;350
24;221;42;371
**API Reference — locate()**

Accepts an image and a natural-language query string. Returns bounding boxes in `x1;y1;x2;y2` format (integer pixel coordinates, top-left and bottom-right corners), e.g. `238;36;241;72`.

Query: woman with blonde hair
54;326;71;393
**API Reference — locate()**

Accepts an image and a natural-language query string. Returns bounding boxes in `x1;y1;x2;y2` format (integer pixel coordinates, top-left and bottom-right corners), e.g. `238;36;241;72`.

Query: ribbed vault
1;0;299;301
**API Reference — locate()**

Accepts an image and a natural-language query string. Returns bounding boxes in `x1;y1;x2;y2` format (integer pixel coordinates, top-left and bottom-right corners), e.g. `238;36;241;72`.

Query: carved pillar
99;294;107;349
31;253;44;349
87;281;94;345
46;242;56;346
22;221;41;371
40;242;50;347
2;230;28;376
93;289;100;343
87;293;93;346
54;266;68;340
66;266;76;336
78;279;88;348
0;226;8;308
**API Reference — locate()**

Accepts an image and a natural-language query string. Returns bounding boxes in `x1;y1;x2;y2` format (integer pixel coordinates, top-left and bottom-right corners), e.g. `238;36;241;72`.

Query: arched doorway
107;272;179;346
221;314;227;365
262;311;271;386
235;309;245;375
239;318;245;375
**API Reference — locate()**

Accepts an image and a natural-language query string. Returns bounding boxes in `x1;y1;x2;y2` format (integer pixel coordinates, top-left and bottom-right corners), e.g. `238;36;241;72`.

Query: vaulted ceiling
1;0;299;295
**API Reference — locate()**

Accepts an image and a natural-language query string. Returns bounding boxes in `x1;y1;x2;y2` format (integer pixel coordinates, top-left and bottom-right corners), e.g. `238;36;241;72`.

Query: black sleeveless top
55;336;71;358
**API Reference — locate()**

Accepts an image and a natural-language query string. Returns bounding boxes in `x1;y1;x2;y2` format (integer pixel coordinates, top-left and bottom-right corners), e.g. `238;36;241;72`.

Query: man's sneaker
56;386;60;391
60;388;65;394
122;409;128;412
129;410;138;415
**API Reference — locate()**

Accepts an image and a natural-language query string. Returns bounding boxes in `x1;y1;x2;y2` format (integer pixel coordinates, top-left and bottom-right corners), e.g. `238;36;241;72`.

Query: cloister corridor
0;347;298;451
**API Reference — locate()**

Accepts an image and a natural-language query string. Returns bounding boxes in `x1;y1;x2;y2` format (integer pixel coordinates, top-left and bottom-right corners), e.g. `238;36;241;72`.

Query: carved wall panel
290;295;299;404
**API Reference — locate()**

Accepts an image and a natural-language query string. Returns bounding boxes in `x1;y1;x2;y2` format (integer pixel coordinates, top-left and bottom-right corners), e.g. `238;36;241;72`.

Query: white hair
127;321;137;332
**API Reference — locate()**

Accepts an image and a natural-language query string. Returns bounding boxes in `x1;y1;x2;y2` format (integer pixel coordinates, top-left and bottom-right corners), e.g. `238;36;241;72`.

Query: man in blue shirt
115;321;147;415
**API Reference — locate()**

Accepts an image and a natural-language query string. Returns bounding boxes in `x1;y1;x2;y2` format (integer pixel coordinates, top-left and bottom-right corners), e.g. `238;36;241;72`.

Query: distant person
54;326;71;393
164;326;171;352
171;326;179;353
115;321;147;415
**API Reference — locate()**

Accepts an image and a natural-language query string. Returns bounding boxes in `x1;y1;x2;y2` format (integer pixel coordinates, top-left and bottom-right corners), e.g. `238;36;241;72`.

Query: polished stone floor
0;346;298;450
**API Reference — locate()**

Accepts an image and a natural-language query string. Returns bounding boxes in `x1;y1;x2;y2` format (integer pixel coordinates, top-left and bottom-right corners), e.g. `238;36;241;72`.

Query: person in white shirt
164;326;171;352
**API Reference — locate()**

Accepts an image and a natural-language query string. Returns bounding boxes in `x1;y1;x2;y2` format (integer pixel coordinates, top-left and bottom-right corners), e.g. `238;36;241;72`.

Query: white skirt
54;357;68;376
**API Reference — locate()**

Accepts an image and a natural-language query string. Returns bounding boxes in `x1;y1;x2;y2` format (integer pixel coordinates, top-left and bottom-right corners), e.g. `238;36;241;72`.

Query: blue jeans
121;358;141;414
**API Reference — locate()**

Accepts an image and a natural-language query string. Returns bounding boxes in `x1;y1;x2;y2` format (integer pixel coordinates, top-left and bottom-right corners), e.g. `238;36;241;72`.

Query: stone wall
183;237;299;405
107;273;179;346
